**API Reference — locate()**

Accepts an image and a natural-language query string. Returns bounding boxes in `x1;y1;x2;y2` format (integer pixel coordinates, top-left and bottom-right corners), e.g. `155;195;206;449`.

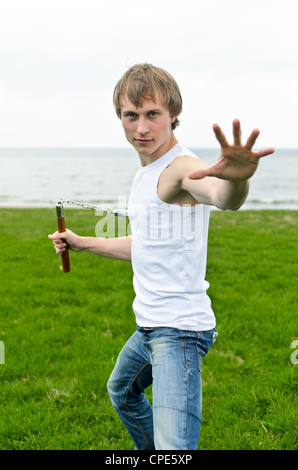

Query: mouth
134;139;153;145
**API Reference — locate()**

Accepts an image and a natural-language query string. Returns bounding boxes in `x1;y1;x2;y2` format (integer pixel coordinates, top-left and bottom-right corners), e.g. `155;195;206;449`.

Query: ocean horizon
0;147;297;211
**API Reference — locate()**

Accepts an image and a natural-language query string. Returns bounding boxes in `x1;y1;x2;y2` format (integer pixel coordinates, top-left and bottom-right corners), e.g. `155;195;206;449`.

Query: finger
188;164;218;180
54;240;68;253
256;147;275;158
48;231;67;241
213;123;229;148
48;231;58;238
56;246;66;254
233;119;242;146
54;239;67;247
48;232;68;252
244;128;260;150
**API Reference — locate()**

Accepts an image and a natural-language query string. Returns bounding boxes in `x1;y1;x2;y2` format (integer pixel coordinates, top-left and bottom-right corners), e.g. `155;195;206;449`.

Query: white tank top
128;143;216;331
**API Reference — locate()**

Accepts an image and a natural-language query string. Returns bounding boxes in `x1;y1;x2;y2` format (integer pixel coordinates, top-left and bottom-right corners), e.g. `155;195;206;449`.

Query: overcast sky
0;0;297;148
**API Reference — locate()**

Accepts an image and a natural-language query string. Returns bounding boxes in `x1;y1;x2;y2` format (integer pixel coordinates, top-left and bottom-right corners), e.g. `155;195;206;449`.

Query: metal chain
57;198;128;217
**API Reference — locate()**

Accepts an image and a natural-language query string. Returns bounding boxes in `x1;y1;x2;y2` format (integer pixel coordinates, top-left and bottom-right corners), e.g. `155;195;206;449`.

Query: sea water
0;147;297;210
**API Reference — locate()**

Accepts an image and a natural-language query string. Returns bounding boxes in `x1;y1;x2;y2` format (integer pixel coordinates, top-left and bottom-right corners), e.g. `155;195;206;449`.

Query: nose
137;117;149;135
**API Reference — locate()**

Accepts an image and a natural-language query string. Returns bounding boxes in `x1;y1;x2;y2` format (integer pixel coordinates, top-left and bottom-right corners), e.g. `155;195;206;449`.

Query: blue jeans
107;326;217;450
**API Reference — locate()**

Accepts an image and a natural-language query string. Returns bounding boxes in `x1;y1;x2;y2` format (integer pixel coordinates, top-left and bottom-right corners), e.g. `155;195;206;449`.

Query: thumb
48;232;57;239
48;231;67;240
188;165;217;180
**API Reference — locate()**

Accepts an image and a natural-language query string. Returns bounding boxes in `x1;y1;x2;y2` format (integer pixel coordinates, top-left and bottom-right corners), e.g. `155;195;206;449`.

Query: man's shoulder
157;153;209;204
174;143;198;159
167;154;208;179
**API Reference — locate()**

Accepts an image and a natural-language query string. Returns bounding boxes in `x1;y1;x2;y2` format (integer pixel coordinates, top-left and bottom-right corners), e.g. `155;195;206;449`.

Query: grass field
0;208;297;450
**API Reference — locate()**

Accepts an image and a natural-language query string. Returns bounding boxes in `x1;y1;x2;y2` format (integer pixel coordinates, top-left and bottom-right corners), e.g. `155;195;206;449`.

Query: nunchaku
56;201;71;273
54;198;127;273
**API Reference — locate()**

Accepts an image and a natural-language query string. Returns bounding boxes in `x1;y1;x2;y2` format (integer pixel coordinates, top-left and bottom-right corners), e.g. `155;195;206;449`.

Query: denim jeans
107;326;217;450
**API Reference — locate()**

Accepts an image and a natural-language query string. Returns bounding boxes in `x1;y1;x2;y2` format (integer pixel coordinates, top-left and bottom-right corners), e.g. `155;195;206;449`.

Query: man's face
120;91;177;165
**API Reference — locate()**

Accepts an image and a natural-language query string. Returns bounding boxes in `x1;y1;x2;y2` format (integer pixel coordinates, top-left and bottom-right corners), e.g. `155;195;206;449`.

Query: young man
49;64;274;450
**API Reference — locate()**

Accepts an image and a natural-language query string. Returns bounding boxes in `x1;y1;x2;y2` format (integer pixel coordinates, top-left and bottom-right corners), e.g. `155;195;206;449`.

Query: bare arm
180;164;249;211
173;119;274;210
48;230;131;261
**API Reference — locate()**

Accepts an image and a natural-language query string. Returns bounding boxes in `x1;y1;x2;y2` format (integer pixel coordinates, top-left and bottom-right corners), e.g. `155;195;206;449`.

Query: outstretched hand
188;119;275;181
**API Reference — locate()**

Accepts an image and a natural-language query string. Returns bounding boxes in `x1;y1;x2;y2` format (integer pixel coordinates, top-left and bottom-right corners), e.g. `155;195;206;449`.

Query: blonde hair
113;63;183;129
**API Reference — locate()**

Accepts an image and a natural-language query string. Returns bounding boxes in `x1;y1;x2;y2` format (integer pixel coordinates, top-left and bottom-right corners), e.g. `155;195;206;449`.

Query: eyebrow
122;107;162;115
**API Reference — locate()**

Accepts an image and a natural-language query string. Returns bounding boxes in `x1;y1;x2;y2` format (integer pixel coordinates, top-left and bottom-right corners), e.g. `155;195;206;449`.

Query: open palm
188;119;275;181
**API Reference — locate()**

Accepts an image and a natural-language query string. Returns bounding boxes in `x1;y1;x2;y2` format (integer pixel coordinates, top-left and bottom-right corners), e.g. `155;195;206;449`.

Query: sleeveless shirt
128;143;216;331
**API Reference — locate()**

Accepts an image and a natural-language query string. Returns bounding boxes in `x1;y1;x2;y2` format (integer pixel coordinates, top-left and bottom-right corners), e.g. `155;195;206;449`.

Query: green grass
0;208;297;450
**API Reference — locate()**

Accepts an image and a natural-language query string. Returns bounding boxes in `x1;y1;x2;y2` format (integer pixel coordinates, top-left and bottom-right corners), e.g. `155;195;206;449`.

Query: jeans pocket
196;328;218;372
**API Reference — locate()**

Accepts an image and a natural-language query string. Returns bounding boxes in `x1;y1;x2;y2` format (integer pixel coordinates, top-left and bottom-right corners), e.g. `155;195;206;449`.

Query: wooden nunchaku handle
56;205;71;273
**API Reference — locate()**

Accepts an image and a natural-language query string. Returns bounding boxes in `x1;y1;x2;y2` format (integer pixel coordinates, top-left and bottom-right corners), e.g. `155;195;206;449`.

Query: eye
149;111;158;118
124;112;137;120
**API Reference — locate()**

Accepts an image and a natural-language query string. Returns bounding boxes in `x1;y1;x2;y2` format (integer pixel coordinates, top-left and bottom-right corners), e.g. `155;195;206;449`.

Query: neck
138;134;178;166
